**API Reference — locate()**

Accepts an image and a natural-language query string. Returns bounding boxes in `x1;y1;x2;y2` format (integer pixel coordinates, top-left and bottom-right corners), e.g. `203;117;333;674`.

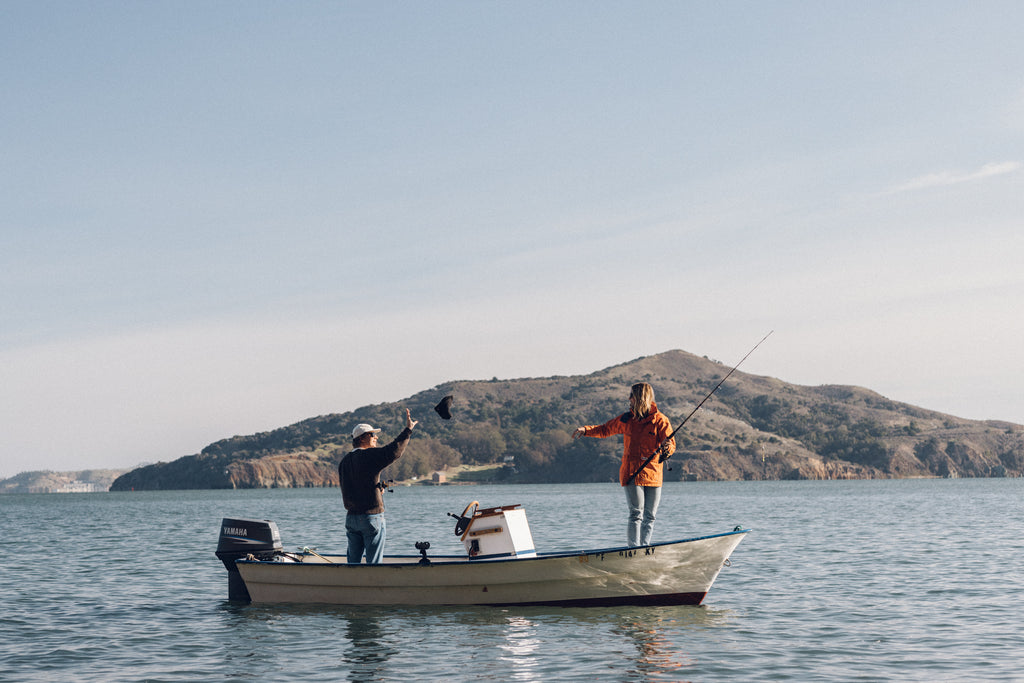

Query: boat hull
235;530;747;607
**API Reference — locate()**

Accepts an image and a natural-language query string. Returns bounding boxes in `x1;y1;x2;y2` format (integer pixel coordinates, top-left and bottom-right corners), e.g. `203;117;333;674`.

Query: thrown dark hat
434;395;454;420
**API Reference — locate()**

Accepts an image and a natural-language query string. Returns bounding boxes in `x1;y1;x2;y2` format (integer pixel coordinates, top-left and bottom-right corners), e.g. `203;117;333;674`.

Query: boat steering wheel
453;500;479;538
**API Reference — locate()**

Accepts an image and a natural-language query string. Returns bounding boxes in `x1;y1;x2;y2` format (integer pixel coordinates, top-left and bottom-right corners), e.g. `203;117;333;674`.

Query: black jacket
339;428;412;514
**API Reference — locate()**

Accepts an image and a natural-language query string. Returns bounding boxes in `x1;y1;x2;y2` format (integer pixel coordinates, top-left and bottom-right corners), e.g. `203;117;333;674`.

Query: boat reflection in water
340;612;394;682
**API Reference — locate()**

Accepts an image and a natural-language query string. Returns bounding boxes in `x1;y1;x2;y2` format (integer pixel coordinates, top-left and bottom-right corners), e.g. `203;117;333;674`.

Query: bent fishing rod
625;330;774;485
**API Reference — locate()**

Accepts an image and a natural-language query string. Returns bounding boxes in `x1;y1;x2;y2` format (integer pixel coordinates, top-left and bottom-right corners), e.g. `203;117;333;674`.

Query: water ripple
3;479;1024;680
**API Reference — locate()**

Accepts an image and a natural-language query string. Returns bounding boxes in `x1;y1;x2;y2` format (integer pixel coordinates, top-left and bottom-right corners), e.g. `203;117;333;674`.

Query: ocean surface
2;478;1022;681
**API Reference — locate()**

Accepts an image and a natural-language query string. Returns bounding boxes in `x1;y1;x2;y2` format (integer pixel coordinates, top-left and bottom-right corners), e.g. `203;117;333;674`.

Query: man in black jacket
339;408;418;563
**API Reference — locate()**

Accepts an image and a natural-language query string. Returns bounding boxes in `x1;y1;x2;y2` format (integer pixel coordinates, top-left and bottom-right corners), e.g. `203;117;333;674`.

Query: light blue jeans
624;485;662;547
346;512;386;564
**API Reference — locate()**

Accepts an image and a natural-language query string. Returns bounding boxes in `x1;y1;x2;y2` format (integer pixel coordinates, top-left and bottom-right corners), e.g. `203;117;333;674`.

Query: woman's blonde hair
630;382;655;418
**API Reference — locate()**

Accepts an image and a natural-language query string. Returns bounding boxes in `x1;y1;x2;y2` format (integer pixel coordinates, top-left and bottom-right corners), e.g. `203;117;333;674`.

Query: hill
1;469;129;494
109;349;1024;491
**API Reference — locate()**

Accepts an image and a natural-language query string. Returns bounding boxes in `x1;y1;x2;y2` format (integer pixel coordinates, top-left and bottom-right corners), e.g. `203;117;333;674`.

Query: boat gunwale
235;528;750;569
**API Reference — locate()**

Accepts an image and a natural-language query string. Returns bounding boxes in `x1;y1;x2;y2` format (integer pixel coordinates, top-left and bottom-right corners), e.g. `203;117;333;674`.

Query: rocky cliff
111;451;341;491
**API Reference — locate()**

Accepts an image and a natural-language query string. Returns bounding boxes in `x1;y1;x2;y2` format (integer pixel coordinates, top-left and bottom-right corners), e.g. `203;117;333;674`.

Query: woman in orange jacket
573;382;675;547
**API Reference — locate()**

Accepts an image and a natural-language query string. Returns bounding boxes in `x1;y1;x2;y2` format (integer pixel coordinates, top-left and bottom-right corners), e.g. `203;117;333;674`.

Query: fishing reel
375;479;394;493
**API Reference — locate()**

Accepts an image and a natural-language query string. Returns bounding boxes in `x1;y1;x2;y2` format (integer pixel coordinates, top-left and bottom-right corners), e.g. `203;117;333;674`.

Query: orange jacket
583;402;676;486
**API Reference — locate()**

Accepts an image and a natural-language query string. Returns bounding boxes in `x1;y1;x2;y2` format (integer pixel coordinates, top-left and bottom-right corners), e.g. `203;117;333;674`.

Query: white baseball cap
352;423;381;439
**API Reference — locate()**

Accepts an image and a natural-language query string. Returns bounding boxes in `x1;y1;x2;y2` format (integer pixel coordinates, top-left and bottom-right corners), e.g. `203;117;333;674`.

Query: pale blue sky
2;2;1022;478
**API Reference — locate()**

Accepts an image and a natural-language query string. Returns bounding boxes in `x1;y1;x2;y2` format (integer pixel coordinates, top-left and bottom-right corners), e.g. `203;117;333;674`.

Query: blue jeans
624;485;662;547
346;512;386;564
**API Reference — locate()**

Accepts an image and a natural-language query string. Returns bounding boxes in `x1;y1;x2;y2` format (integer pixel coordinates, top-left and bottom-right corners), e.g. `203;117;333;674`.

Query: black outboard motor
215;517;282;601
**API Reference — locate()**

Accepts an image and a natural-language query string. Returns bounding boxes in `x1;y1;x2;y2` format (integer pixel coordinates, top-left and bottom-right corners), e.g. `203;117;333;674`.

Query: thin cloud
887;161;1022;194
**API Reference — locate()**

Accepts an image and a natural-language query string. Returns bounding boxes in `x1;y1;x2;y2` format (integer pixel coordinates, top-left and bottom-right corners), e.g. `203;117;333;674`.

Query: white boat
215;502;748;607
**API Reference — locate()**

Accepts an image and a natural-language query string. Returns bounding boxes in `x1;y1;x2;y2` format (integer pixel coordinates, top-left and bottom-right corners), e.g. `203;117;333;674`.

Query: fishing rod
625;330;774;485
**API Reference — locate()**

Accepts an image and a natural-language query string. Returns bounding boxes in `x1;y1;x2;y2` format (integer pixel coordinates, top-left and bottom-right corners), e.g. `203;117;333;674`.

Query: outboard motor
215;517;282;601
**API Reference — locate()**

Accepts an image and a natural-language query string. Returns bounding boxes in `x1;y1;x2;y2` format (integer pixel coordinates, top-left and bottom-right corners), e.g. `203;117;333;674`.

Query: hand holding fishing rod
624;331;774;485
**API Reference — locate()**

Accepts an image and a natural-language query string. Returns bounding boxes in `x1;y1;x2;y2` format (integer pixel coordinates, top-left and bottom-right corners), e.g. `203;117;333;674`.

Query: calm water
2;479;1022;681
